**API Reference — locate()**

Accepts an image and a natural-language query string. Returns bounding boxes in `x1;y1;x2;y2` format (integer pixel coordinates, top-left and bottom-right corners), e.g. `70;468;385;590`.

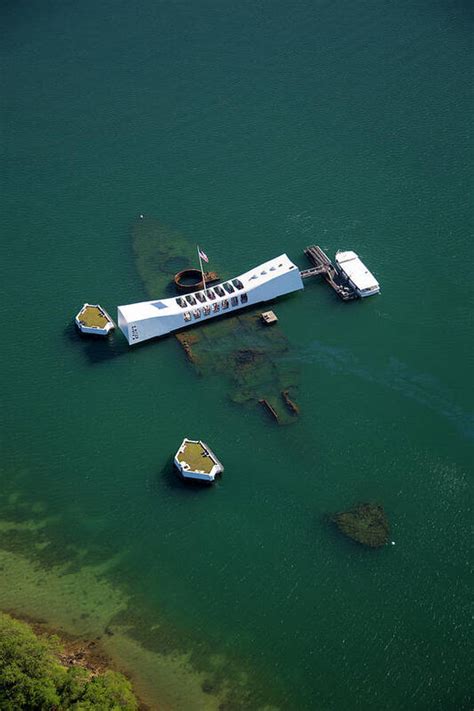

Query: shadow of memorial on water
63;320;130;365
132;216;301;423
159;456;221;493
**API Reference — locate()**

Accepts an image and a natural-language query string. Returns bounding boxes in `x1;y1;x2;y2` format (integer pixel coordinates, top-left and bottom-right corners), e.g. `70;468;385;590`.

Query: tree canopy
0;613;138;710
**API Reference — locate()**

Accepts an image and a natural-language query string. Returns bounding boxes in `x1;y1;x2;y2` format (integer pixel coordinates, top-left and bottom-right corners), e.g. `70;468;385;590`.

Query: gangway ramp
300;245;357;301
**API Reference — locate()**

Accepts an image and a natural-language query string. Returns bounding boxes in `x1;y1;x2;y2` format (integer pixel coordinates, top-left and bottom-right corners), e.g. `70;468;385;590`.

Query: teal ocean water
1;0;472;708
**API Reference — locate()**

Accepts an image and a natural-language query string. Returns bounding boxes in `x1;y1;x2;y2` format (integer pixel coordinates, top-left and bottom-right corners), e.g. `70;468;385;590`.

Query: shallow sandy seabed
0;467;279;710
0;544;237;710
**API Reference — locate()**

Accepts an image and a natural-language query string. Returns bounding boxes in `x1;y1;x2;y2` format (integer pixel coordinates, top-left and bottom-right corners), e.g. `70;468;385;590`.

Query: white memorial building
118;254;304;345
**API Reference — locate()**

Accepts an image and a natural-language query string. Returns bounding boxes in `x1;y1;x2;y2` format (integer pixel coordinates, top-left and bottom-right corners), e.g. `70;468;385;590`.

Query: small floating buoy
139;214;144;219
391;541;396;545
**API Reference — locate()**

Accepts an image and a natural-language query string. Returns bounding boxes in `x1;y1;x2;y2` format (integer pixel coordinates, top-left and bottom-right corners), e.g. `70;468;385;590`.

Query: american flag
198;248;209;263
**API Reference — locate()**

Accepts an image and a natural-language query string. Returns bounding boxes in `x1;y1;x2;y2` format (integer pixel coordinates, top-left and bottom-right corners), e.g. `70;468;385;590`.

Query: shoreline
5;609;115;678
0;461;279;710
0;545;253;710
1;609;148;710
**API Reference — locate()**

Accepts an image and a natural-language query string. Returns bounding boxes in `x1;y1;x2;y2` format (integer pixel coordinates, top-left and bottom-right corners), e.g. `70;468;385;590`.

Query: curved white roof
335;251;379;291
117;253;304;344
119;254;299;322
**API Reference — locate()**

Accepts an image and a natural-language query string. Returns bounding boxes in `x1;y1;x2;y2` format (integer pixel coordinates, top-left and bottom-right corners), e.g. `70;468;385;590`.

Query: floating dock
300;246;357;301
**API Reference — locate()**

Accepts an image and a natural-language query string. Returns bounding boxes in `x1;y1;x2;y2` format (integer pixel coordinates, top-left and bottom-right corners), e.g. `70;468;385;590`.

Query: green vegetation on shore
0;612;138;710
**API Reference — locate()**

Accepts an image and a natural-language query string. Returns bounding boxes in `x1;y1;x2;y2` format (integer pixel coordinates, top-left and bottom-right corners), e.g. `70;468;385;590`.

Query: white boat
75;303;115;336
334;251;380;297
118;254;303;345
174;439;224;482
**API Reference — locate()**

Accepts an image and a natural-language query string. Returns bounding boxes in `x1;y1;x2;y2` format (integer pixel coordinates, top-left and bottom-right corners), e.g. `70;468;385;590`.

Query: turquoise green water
1;0;472;708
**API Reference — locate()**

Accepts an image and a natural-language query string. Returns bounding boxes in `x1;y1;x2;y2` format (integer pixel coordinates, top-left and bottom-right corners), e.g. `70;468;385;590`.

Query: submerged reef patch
331;503;390;548
132;216;300;423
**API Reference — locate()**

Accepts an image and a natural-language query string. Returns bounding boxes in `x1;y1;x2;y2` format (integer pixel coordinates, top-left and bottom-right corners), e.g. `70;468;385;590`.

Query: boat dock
300;245;357;301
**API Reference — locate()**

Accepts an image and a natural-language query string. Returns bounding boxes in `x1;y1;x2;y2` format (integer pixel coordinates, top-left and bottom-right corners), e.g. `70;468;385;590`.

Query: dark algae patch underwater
331;503;390;548
132;216;301;423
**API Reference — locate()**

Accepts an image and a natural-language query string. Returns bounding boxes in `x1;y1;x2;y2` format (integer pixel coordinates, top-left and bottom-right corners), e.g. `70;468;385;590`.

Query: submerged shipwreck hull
128;217;303;423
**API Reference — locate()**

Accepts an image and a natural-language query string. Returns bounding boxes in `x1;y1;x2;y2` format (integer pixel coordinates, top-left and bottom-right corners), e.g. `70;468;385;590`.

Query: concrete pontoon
174;439;224;482
75;304;115;336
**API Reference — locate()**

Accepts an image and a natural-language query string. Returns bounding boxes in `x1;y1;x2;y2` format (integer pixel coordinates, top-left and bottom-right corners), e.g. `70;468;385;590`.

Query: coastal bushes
0;613;138;710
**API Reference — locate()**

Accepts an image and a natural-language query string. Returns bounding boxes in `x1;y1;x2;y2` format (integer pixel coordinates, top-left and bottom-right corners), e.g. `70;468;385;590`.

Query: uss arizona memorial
117;250;379;346
118;254;303;345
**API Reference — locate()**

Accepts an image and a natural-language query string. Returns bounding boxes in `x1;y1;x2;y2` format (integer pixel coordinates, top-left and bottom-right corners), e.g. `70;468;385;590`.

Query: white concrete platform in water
118;254;303;345
174;439;224;482
75;303;115;336
261;310;278;325
334;251;380;297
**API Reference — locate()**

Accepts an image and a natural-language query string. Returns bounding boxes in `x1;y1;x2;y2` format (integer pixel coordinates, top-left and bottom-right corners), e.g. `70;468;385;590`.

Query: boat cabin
335;251;380;297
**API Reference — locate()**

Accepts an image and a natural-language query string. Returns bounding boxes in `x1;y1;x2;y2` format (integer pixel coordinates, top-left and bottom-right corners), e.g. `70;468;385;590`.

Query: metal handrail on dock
300;245;357;301
300;265;328;278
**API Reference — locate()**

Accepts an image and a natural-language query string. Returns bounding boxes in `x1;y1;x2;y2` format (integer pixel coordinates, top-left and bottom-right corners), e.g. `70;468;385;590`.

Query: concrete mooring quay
300;245;357;301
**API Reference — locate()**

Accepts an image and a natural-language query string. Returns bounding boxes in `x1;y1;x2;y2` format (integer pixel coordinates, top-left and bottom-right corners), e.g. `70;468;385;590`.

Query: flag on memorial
198;249;209;263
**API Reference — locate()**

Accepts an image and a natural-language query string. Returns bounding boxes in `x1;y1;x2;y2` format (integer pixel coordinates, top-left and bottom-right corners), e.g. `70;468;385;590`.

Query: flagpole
197;245;206;293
